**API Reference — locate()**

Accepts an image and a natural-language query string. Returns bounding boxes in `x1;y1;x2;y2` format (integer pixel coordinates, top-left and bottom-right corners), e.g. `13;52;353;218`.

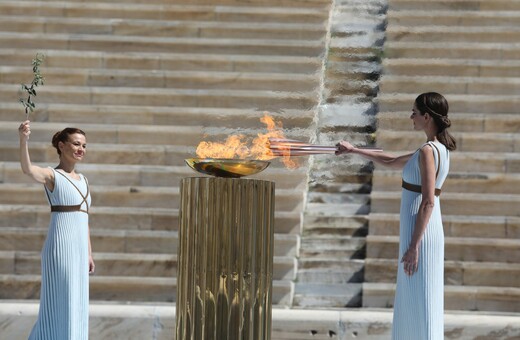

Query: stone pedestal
177;177;275;340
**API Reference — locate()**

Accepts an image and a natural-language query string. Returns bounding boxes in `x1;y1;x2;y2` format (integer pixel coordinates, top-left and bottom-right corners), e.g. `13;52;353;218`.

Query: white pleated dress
29;169;91;340
392;141;449;340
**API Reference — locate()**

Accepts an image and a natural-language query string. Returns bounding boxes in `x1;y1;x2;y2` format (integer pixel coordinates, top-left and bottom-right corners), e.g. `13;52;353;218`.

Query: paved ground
2;301;519;339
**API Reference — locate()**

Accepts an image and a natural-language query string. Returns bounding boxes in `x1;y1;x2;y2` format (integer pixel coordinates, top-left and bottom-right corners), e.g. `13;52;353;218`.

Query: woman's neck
56;160;76;174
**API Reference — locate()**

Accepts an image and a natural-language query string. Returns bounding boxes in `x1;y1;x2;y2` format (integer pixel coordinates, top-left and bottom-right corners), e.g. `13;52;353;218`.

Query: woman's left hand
401;247;419;276
89;255;95;275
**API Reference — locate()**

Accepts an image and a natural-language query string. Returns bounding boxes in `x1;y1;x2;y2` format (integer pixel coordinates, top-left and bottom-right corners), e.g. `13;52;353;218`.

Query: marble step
365;258;520;288
372;170;520;195
363;282;520;313
369;213;520;239
0;66;319;92
324;78;378;97
0;49;321;74
378;93;520;114
384;41;520;61
387;9;520;27
0;205;302;234
0;228;298;257
0;32;324;57
0;103;315;128
383;58;520;78
0;162;308;190
3;303;519;340
0;121;206;146
0;16;326;41
0;84;318;111
55;0;330;7
376;130;520;153
370;191;520;217
0;120;313;149
297;259;365;284
377;111;520;134
4;145;519;176
0;251;297;281
0;137;314;168
388;0;520;11
387;25;520;43
0;274;294;305
380;75;520;96
299;236;366;259
0;2;328;24
0;141;224;166
0;183;304;211
367;235;520;263
293;283;362;308
370;151;520;174
302;215;368;237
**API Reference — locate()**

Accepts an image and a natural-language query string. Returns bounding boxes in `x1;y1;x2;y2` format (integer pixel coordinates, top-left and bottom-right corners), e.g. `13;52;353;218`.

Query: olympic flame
196;112;298;169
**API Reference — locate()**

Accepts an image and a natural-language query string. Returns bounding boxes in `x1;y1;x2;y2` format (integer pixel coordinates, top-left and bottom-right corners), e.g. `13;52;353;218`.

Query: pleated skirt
29;212;89;340
392;190;444;340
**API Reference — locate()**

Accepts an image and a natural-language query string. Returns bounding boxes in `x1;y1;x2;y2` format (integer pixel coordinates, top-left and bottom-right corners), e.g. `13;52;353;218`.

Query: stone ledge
0;31;324;57
0;205;302;234
4;301;517;339
0;16;327;40
369;213;520;238
372;170;520;194
0;2;329;22
387;10;520;28
0;183;303;211
363;282;520;313
367;235;520;263
377;111;520;133
0;49;322;73
0;66;320;91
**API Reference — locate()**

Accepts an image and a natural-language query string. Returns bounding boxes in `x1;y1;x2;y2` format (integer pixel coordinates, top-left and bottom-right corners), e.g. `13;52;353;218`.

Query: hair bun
442;117;451;128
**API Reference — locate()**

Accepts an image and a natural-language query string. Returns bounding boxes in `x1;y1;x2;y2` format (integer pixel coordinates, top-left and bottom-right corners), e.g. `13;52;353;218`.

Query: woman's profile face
410;103;426;131
59;133;87;161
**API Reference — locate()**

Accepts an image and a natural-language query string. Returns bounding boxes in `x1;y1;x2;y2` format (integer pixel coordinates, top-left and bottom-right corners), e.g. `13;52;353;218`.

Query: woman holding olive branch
18;55;94;339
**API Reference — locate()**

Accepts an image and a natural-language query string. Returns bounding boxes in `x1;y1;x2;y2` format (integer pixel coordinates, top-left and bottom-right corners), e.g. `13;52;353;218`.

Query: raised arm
336;141;413;169
19;120;54;188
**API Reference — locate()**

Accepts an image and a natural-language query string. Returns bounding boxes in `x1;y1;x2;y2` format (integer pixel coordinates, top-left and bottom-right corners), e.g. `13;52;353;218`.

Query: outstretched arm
19;120;54;188
336;141;413;169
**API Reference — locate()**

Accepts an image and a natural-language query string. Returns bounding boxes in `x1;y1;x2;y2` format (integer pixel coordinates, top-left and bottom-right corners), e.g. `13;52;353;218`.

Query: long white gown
29;169;91;340
392;141;449;340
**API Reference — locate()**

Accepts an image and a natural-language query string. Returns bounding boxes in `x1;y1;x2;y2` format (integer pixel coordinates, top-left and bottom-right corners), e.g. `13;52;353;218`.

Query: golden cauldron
185;158;270;178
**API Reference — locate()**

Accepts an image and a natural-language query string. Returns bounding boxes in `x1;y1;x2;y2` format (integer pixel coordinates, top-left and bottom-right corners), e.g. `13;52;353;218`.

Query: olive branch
20;53;45;120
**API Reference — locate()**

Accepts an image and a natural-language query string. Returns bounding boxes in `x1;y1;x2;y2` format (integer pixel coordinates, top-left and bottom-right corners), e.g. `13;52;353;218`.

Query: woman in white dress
19;120;95;340
336;92;456;339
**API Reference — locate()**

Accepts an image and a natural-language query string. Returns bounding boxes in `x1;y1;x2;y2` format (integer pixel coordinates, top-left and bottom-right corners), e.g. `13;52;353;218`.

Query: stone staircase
294;0;386;307
0;0;331;309
364;0;520;312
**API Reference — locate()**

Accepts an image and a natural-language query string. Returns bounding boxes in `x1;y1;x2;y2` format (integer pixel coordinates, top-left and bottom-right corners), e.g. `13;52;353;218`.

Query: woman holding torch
336;92;456;339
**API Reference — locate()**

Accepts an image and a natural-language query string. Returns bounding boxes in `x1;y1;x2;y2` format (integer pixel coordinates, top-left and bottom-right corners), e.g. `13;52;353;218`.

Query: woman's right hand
335;141;356;155
19;120;31;141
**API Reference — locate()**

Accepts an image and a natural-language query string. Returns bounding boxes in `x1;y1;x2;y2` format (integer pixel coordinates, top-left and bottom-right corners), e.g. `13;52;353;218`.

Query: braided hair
415;92;456;151
51;128;86;155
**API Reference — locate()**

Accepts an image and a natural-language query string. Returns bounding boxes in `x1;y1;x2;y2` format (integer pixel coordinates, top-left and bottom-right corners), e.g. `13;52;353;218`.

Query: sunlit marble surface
1;302;519;339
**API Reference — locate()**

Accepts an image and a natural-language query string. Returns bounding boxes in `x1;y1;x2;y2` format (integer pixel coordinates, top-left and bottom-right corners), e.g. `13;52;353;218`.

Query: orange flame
195;112;299;169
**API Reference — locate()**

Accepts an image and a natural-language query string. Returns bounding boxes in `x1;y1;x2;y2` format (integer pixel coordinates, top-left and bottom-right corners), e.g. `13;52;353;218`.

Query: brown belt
51;204;89;214
402;180;441;197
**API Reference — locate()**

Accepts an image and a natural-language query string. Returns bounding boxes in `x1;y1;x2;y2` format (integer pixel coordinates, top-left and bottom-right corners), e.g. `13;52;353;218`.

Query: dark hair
51;128;86;155
415;92;456;151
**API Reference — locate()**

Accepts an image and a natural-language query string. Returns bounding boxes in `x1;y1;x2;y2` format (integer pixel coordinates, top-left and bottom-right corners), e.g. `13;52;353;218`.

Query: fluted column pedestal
177;177;275;340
